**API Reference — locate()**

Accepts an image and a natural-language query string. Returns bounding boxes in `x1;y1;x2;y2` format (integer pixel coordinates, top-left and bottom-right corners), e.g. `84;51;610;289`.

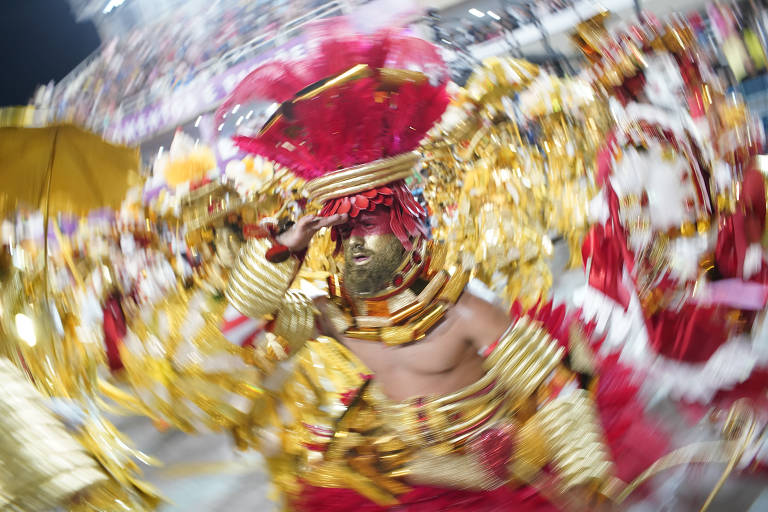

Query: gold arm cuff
273;290;317;352
483;317;565;405
437;269;471;304
511;419;550;482
530;389;614;491
225;238;300;319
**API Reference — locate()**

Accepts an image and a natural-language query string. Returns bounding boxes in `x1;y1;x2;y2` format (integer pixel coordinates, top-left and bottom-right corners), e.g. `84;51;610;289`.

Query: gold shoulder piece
437;268;471;304
427;241;448;276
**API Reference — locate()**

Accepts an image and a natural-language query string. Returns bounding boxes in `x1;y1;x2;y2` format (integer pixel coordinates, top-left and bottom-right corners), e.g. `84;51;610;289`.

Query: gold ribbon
615;401;760;511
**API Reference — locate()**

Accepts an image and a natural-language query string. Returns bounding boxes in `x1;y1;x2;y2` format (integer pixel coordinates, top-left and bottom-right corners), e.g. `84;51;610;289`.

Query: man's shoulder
452;283;512;348
455;281;508;317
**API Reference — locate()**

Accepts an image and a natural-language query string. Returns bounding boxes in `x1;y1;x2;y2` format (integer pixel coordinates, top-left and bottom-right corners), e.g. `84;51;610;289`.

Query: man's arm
226;214;347;357
458;291;619;502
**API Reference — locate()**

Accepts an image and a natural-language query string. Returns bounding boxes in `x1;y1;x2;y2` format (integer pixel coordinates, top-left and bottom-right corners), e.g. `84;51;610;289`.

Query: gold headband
305;151;420;204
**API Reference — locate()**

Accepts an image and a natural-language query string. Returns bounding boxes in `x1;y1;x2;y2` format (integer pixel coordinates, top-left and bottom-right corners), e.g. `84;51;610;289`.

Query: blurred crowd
440;0;569;47
691;0;768;83
41;0;570;132
46;0;337;128
41;0;768;138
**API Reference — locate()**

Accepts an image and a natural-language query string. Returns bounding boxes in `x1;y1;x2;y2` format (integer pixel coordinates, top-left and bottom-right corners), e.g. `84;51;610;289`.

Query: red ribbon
103;293;127;372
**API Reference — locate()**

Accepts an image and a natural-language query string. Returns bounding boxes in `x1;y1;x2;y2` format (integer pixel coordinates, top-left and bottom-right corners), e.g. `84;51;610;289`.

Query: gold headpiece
304;152;420;204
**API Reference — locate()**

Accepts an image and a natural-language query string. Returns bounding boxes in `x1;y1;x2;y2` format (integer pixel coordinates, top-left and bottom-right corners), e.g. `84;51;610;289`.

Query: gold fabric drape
0;124;139;216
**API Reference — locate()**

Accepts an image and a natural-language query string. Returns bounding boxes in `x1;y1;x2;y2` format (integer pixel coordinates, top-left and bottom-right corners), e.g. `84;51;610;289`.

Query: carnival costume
568;14;768;487
422;57;611;307
574;13;768;407
216;27;666;511
3;15;756;512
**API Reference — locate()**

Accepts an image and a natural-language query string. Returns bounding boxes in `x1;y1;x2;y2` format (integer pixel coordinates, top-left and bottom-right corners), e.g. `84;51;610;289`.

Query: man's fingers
298;215;319;227
316;214;348;229
291;214;347;238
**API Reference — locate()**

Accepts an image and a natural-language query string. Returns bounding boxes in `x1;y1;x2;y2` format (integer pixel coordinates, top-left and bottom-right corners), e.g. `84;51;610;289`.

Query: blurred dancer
221;25;662;511
575;12;768;479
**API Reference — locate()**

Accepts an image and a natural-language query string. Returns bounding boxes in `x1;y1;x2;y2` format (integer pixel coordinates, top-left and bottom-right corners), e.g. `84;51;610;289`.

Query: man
229;196;619;512
222;27;644;511
277;208;509;403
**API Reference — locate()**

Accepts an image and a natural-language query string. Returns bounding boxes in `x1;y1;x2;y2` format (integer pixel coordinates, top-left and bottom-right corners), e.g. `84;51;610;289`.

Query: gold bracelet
273;290;317;352
484;317;564;406
532;389;613;491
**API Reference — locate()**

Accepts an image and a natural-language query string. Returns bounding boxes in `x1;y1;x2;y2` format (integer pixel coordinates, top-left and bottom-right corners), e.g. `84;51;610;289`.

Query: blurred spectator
45;0;568;132
46;0;348;129
435;0;570;49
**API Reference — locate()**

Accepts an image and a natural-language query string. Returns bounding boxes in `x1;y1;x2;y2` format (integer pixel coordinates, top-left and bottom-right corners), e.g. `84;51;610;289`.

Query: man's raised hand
275;214;348;252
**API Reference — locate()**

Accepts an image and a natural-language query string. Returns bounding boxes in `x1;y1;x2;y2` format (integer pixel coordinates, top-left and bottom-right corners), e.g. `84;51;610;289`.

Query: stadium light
487;10;501;20
103;0;127;14
468;8;485;18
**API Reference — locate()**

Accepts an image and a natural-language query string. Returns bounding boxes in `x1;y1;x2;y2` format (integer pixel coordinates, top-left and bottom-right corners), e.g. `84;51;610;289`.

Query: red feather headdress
219;23;450;249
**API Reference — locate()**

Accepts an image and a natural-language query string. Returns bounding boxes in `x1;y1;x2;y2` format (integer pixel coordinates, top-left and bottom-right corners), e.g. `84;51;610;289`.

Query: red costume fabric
593;355;668;483
293;483;560;512
584;155;768;364
103;293;126;372
715;167;768;281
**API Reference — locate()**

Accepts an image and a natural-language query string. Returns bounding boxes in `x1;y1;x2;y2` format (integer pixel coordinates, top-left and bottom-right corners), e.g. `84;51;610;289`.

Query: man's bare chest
340;312;474;376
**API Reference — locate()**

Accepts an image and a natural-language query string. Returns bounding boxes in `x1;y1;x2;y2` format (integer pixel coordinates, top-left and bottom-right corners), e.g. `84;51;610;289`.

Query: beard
342;233;406;297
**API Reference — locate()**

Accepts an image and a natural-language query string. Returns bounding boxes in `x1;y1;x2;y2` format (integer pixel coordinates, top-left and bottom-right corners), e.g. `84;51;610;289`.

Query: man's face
339;208;405;297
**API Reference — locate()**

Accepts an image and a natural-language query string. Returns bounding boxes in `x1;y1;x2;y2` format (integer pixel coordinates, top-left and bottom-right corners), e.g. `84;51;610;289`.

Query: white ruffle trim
743;243;764;280
574;284;768;403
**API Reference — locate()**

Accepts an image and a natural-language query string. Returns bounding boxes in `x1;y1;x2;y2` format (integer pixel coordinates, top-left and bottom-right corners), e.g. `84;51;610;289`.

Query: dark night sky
0;0;101;106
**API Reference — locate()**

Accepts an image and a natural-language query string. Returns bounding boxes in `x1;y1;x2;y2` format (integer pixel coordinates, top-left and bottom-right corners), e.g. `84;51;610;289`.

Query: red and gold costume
0;18;689;512
217;26;663;511
576;14;768;407
571;14;768;488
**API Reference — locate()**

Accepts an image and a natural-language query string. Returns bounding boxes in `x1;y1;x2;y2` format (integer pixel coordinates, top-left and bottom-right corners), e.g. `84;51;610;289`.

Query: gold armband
273;290;317;352
529;389;613;491
226;237;301;319
483;317;565;406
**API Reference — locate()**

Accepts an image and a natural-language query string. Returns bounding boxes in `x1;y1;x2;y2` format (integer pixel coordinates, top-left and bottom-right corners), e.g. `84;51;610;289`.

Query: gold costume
0;27;651;512
225;232;616;508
